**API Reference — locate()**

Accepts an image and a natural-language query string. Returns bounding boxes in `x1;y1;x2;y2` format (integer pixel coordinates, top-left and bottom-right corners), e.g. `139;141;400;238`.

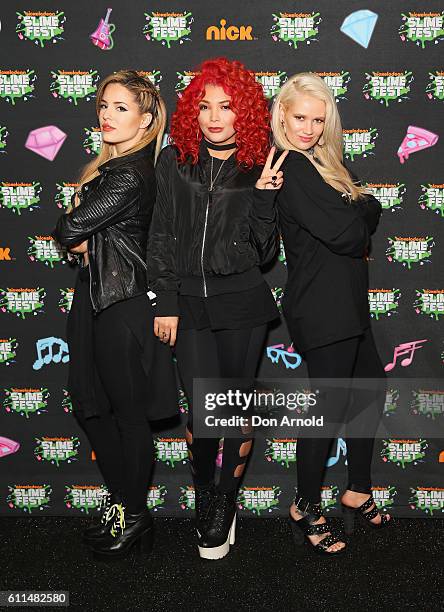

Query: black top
277;151;382;353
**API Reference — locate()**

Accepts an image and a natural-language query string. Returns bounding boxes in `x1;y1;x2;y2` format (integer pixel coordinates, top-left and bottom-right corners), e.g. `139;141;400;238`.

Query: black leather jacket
147;142;278;316
53;143;155;314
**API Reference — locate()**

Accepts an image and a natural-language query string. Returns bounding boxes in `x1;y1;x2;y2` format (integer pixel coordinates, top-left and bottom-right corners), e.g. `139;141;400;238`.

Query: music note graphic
0;436;20;458
326;438;348;467
384;339;427;373
266;344;302;370
33;337;70;370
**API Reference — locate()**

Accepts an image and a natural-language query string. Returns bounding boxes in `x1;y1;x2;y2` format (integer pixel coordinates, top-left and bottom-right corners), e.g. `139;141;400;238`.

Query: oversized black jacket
52;144;155;313
147;142;278;316
277;150;382;352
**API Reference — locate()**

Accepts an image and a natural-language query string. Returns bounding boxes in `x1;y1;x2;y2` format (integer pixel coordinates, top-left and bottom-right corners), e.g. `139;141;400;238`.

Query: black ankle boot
83;491;123;545
197;488;237;560
91;504;154;560
194;483;215;536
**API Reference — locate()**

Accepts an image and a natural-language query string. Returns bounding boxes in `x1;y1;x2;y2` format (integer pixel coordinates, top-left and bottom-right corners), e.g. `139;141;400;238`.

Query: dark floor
1;517;442;611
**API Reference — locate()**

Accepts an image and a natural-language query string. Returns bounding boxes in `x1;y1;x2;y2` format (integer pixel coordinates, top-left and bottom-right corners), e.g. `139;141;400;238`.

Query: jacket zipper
200;194;210;297
117;238;147;270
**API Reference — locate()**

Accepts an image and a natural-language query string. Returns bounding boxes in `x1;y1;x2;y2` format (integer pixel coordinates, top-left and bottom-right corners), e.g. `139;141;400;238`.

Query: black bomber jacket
147;142;278;316
52;143;155;314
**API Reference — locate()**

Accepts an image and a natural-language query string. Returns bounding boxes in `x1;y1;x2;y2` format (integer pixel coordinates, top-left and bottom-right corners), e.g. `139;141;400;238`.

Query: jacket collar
98;142;154;173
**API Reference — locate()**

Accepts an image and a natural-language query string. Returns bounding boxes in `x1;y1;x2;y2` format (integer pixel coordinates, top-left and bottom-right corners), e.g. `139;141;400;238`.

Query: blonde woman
272;73;390;556
53;71;178;560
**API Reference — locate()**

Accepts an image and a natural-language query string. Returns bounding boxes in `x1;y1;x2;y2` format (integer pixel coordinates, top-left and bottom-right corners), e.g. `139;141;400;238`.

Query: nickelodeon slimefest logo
386;236;434;269
365;183;405;212
62;389;73;413
271;287;284;313
4;387;49;418
155;437;188;468
175;71;200;96
65;485;107;514
414;290;444;320
271;12;321;48
28;236;65;268
179;485;195;511
59;289;74;314
372;486;397;512
278;236;286;266
178;388;189;414
0;338;18;366
381;439;427;468
265;438;297;468
255;72;287;99
363;71;413;106
34;436;79;466
320;485;339;513
384;389;399;416
55;182;79;209
50;70;99;105
400;12;444;48
426;71;444;101
411;390;444;420
0;70;36;104
147;485;167;511
16;11;65;47
83;127;102;155
343;129;378;161
0;288;45;318
7;485;51;513
143;11;193;48
316;72;350;102
419;184;444;218
0;182;41;215
368;289;401;320
138;70;162;89
206;19;254;41
238;486;281;516
0;126;9;153
409;487;444;516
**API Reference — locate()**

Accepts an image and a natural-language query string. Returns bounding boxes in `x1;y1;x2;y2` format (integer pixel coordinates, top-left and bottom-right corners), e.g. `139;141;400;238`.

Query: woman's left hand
255;146;288;190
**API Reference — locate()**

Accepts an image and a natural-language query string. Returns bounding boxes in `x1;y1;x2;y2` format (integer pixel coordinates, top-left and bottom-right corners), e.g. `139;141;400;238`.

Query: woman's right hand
154;316;179;347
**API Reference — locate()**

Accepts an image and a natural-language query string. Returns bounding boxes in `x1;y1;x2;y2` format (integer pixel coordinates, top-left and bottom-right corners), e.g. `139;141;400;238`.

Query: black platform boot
91;503;154;561
197;488;237;560
194;483;215;537
83;491;123;545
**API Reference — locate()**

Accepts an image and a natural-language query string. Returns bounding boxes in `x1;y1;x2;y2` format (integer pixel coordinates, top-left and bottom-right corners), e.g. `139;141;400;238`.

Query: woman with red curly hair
147;57;287;560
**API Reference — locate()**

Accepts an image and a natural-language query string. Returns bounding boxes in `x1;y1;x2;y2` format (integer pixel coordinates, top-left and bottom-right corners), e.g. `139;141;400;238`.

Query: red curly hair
170;57;270;168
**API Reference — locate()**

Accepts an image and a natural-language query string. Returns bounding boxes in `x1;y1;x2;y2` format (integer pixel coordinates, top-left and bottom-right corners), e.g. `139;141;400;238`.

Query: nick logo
386;236;434;268
365;183;405;212
50;70;99;105
4;387;49;418
363;71;413;106
143;11;193;47
206;19;254;41
0;338;18;366
343;128;378;161
271;12;321;48
0;287;45;318
316;71;350;102
16;11;65;46
419;184;444;217
0;69;36;104
0;247;13;261
368;289;401;319
426;71;444;101
381;439;427;468
265;438;297;468
400;12;444;48
7;484;51;512
28;236;65;267
414;290;444;320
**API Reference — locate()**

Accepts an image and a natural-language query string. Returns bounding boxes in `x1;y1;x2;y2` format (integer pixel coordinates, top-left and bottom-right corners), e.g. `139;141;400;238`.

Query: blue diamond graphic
340;10;378;48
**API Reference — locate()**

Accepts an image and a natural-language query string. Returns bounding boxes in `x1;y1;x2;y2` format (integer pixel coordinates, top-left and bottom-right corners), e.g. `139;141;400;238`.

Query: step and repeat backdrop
0;2;443;518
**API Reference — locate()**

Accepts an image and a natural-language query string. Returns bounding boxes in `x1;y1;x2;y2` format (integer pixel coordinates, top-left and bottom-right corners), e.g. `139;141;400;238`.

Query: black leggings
175;325;267;493
74;296;154;514
296;328;386;503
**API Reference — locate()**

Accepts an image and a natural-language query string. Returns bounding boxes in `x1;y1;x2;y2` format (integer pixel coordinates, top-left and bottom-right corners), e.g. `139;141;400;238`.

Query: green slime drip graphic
1;70;35;105
419;186;444;218
345;129;377;161
16;11;65;47
271;13;320;49
364;72;412;107
400;13;444;49
50;70;98;106
144;13;192;49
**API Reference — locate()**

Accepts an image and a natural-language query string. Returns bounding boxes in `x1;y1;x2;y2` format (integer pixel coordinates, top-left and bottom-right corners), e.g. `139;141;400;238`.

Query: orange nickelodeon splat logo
439;450;444;462
206;19;254;41
91;450;96;461
0;247;12;260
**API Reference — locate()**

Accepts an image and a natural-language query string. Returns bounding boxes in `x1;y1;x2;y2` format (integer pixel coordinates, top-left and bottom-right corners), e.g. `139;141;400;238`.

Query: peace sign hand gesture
255;146;288;190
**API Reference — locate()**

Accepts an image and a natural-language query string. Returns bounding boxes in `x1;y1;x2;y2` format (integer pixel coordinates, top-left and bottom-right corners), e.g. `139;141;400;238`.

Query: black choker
204;139;237;151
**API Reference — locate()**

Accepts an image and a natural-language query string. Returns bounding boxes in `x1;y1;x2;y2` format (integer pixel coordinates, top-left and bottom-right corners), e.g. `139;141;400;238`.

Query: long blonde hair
77;70;167;188
271;72;367;200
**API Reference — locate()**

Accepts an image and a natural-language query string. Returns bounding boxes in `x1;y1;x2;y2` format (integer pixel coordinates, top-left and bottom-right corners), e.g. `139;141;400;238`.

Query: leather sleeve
52;168;141;247
278;153;370;258
146;147;180;316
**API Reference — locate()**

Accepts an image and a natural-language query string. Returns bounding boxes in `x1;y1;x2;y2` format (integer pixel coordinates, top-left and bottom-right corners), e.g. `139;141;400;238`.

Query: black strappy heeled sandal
289;496;346;556
341;484;391;535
